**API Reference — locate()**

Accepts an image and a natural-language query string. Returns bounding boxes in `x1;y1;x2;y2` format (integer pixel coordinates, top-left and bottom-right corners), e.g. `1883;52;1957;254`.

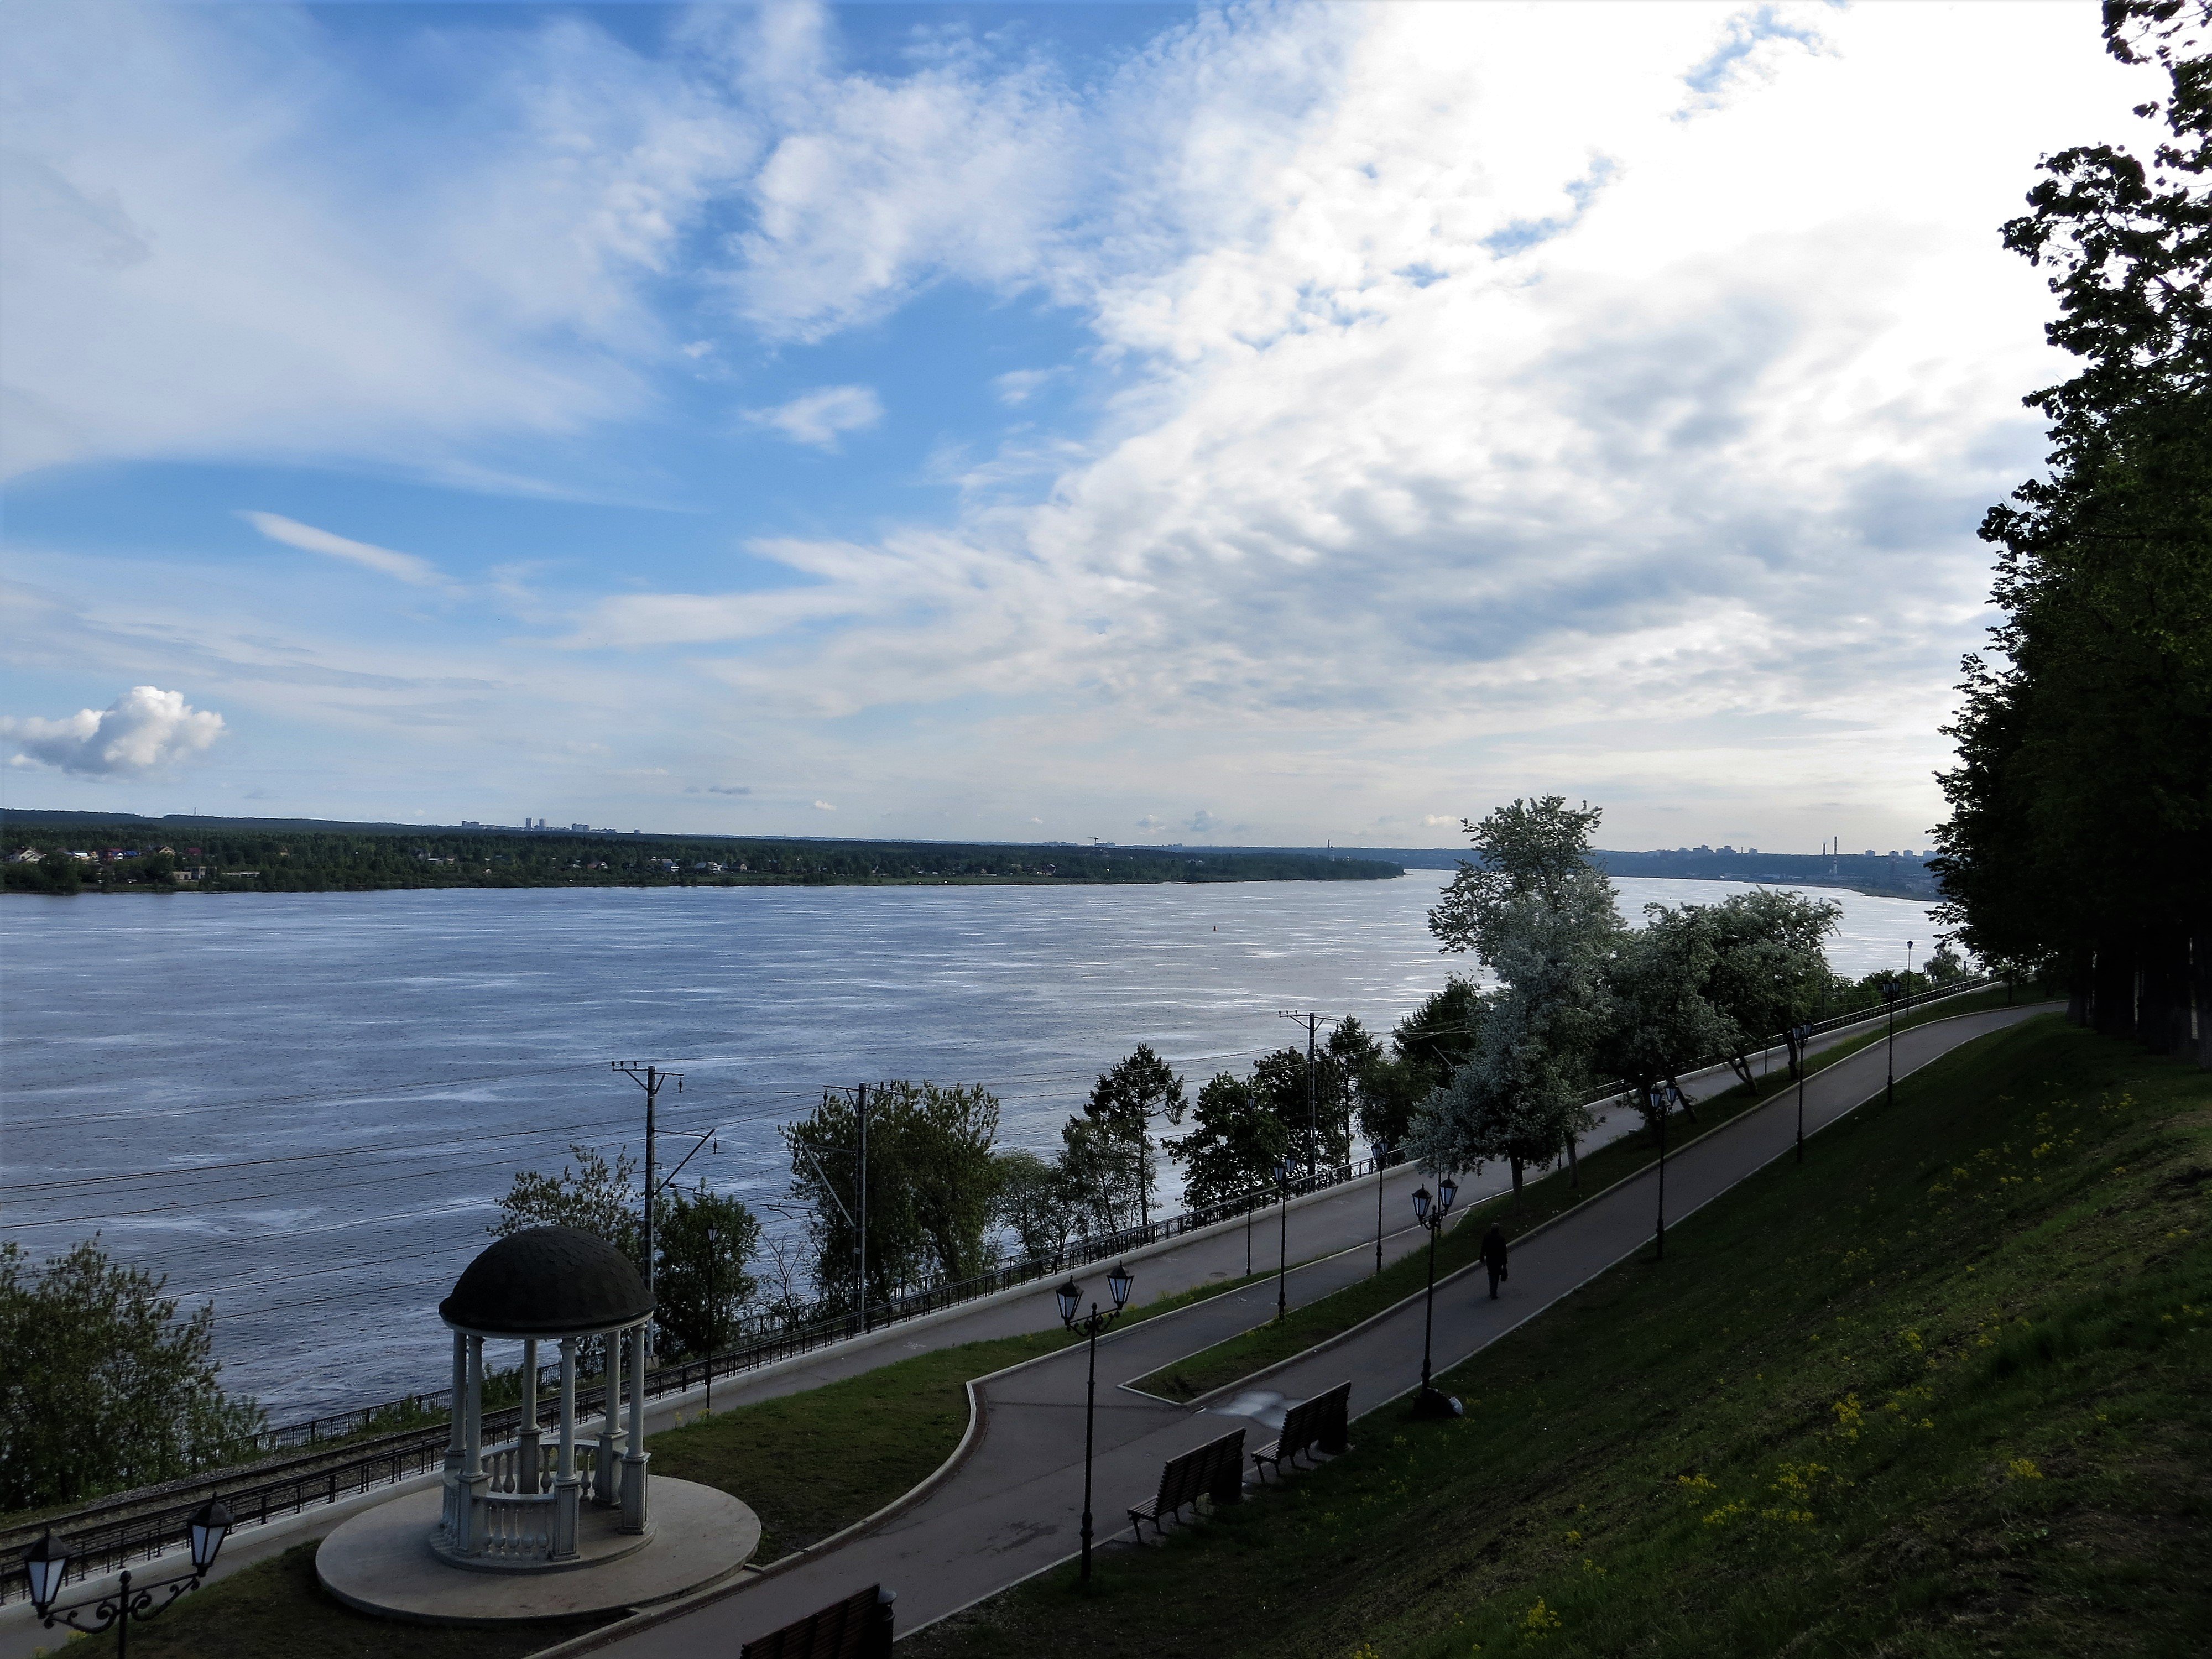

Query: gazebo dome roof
439;1226;653;1337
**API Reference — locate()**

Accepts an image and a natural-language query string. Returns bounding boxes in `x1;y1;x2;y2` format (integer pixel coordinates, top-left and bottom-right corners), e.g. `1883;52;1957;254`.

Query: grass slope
1134;989;2027;1403
910;1018;2212;1659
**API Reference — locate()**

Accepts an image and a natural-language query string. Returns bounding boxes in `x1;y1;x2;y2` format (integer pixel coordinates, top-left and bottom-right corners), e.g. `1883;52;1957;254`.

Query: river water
1;873;1936;1417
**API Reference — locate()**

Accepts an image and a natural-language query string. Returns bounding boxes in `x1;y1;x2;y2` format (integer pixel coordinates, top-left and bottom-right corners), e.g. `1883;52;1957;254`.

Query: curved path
567;1005;2053;1657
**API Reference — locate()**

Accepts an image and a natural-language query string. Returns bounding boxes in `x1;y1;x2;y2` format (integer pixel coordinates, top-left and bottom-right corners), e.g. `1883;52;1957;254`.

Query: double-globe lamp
1056;1261;1134;1587
1410;1175;1460;1419
25;1496;232;1652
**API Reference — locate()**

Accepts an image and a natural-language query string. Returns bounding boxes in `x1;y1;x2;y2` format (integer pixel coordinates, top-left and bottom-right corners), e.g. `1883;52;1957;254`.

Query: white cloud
993;368;1056;406
242;512;450;588
2;685;224;775
811;799;836;811
744;385;884;449
1423;815;1460;828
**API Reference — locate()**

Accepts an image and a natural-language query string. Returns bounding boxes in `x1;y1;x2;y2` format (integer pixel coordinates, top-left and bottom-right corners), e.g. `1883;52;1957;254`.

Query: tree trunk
1566;1130;1579;1189
2092;942;2137;1040
1728;1055;1756;1094
1510;1156;1524;1193
2191;930;2212;1072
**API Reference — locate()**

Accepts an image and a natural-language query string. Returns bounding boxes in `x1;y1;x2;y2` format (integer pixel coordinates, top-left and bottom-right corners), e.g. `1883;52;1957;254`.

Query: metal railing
1;971;2010;1603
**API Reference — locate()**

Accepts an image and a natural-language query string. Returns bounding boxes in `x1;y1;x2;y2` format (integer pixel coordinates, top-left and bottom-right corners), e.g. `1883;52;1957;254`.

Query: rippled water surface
2;873;1936;1416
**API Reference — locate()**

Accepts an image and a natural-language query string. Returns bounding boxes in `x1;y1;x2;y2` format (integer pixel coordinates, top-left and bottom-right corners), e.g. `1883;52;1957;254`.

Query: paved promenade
573;1005;2051;1656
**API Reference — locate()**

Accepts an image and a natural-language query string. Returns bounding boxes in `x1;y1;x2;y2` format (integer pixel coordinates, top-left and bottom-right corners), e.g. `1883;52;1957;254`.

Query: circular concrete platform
317;1481;759;1625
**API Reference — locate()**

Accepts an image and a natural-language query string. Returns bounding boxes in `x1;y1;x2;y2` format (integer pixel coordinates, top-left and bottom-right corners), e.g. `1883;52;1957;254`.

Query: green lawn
910;1016;2211;1659
1131;988;2030;1403
117;1270;1270;1656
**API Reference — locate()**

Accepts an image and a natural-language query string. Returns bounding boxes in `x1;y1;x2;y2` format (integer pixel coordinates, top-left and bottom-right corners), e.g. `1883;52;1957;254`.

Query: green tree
1074;1045;1185;1228
491;1143;643;1269
36;849;81;894
991;1149;1076;1263
1167;1072;1292;1208
652;1184;761;1360
1599;908;1737;1130
1932;0;2212;1065
1418;797;1620;1185
1327;1018;1387;1151
784;1081;1003;1310
1358;980;1485;1149
1691;890;1843;1085
0;1239;266;1509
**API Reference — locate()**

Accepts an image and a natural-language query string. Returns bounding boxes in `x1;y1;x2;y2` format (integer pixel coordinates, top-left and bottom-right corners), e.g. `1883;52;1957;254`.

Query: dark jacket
1481;1225;1509;1269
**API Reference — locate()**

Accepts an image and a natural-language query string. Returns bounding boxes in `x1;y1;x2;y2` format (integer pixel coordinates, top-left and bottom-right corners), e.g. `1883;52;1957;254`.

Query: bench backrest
1152;1427;1247;1514
1194;1427;1245;1503
1314;1381;1350;1454
1277;1381;1352;1463
740;1583;892;1659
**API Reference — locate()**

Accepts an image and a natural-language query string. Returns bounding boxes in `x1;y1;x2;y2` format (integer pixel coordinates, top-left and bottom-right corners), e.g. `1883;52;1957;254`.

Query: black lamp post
1792;1021;1814;1163
1882;974;1902;1108
1274;1157;1297;1320
1652;1082;1682;1261
25;1497;231;1655
1409;1175;1458;1418
1370;1139;1390;1277
1056;1262;1133;1588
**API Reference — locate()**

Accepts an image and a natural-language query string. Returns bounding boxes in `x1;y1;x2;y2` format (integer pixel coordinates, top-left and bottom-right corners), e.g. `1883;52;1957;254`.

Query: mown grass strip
1130;989;2027;1403
911;1014;2211;1659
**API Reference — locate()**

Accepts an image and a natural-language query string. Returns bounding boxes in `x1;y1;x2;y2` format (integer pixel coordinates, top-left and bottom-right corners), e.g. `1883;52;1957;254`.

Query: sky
0;0;2161;852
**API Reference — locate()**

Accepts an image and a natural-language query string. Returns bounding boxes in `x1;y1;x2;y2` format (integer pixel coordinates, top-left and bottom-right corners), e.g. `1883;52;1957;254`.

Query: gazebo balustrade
433;1228;656;1569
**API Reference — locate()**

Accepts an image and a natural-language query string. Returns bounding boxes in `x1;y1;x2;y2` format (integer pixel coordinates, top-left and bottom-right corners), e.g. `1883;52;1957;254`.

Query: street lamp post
24;1498;232;1655
1653;1082;1682;1261
1883;974;1902;1108
1056;1263;1134;1588
1370;1139;1390;1277
1792;1022;1814;1164
1275;1158;1297;1319
1410;1176;1459;1418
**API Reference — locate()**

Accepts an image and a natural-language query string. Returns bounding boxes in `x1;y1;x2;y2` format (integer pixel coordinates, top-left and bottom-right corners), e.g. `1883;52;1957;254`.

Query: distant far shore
1;816;1401;897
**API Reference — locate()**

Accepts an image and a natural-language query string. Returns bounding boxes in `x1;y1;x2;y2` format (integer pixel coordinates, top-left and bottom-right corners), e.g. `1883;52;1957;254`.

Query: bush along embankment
910;1016;2212;1659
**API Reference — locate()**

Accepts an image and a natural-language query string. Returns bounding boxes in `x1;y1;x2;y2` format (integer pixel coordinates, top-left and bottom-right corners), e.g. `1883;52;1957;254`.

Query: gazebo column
594;1326;623;1507
518;1337;542;1491
440;1329;466;1542
620;1321;651;1533
551;1336;580;1559
456;1333;488;1556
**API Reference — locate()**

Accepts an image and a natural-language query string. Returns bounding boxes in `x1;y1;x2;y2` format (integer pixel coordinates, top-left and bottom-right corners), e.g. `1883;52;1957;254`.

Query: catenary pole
613;1061;683;1353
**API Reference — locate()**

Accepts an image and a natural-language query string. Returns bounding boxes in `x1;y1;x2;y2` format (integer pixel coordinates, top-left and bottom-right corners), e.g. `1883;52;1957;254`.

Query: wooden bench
739;1583;895;1659
1251;1381;1351;1481
1128;1427;1245;1540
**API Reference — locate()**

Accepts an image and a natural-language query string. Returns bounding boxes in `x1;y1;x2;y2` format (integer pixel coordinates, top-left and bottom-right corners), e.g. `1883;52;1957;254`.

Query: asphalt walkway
576;1004;2051;1656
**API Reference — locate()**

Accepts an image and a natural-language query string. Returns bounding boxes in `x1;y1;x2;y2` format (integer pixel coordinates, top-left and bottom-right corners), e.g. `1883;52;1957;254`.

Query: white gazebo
432;1225;656;1566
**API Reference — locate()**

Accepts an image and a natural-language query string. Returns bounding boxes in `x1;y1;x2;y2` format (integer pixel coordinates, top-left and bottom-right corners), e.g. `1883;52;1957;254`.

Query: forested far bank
0;822;1402;895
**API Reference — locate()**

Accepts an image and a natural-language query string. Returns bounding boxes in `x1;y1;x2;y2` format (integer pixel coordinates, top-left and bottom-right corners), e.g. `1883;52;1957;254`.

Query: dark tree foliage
783;1081;1002;1312
1934;0;2212;1064
652;1184;762;1360
1068;1044;1185;1229
0;1240;267;1509
1166;1072;1292;1207
1357;980;1484;1147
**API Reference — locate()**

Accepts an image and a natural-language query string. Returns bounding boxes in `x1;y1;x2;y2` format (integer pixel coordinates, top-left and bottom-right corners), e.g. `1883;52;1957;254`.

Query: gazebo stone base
317;1479;759;1625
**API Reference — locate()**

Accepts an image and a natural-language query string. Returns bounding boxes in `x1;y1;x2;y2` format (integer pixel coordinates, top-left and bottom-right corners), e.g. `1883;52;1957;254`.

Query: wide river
3;873;1937;1418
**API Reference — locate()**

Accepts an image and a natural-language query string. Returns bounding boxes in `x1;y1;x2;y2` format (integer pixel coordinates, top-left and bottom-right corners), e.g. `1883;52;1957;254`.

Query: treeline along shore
0;812;1404;894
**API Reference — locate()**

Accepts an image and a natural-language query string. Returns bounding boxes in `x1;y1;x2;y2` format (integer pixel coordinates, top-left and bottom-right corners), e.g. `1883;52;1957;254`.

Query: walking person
1481;1223;1510;1300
